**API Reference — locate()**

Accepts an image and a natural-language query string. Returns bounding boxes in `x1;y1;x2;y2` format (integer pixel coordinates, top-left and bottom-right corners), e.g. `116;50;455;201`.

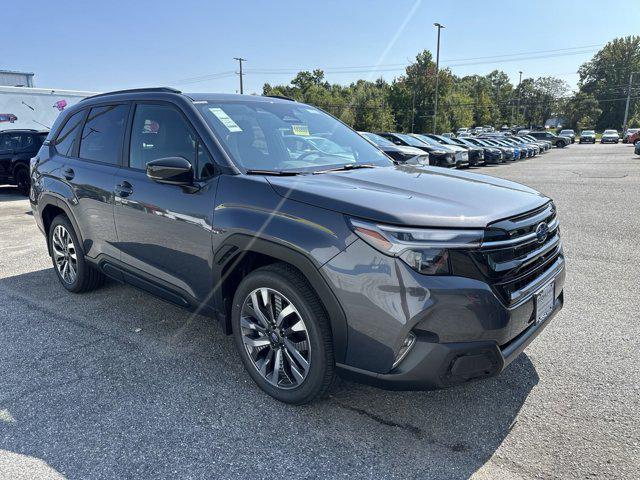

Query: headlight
349;219;483;275
431;149;447;155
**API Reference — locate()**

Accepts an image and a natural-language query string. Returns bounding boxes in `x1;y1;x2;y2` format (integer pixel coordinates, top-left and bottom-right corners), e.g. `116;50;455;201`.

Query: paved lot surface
0;143;638;479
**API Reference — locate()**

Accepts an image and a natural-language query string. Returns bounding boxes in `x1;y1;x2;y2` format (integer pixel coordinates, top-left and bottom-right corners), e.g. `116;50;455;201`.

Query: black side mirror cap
146;157;193;185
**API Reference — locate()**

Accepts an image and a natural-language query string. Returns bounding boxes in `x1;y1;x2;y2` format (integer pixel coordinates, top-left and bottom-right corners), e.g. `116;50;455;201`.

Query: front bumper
338;292;563;390
324;238;566;390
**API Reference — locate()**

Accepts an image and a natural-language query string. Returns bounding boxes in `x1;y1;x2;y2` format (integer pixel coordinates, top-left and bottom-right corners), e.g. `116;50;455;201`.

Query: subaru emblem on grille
536;222;549;243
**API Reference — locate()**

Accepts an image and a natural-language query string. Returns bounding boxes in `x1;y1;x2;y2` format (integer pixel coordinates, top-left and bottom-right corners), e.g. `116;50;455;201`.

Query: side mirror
146;157;193;185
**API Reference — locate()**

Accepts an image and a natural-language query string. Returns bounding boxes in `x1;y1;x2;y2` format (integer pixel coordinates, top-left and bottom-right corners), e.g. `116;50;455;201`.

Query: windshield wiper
313;164;377;174
245;169;303;176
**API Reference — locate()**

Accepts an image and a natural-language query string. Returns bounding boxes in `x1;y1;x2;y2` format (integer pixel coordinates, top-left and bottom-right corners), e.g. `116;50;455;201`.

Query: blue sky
4;0;639;94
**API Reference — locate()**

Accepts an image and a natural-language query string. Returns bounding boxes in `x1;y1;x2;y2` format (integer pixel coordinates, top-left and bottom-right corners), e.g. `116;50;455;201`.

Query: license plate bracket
534;280;555;325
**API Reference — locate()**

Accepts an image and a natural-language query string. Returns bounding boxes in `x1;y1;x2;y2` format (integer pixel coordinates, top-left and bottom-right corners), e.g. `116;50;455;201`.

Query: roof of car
82;87;296;105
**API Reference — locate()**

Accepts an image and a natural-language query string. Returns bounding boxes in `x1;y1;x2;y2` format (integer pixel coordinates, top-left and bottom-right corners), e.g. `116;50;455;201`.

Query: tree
578;36;640;129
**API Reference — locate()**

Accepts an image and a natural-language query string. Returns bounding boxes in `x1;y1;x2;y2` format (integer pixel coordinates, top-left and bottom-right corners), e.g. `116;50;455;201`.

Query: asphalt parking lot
0;143;638;480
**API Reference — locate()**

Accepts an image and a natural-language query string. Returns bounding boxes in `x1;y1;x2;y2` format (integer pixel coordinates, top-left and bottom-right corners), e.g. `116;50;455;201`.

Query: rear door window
79;105;129;164
55;110;86;157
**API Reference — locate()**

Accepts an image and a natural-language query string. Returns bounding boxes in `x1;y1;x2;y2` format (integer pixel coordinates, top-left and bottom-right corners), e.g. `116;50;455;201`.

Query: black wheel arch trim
38;193;85;256
213;233;348;364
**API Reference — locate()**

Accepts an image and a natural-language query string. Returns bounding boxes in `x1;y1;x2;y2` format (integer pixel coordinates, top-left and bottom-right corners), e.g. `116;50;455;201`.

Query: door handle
115;181;133;198
63;167;75;180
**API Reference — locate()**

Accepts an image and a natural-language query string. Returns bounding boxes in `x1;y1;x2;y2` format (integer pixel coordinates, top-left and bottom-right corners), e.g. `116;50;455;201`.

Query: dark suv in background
31;88;565;404
0;129;48;195
527;131;570;148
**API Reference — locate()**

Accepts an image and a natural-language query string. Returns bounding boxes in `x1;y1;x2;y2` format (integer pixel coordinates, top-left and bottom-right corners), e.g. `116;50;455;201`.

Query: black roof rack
263;94;296;102
82;87;182;101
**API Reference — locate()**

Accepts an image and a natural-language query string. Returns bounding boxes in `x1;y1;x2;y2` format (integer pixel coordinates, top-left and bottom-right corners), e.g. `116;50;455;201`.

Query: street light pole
432;23;444;134
233;57;246;94
622;71;636;133
516;71;523;126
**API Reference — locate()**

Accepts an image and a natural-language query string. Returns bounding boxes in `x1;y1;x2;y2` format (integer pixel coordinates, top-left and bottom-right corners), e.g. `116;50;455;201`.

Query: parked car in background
359;132;430;165
29;88;566;404
579;130;597;144
423;134;485;167
411;133;470;168
473;137;517;161
518;134;551;152
559;129;576;144
0;128;48;195
454;136;504;164
441;132;455;138
458;131;472;138
457;127;469;135
623;128;639;143
600;129;619;144
527;131;569;148
377;132;456;167
627;130;640;145
635;141;640;156
489;137;526;159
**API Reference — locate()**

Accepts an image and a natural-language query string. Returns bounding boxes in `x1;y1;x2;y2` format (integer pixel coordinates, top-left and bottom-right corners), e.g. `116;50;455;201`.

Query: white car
600;129;620;144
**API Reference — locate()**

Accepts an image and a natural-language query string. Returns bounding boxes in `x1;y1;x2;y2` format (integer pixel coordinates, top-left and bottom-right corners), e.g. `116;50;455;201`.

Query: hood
267;165;549;228
384;145;429;156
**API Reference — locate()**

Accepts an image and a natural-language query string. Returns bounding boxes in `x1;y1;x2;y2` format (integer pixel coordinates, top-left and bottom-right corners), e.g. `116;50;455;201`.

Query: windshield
604;130;618;134
582;130;595;135
360;132;395;147
560;130;574;134
394;133;428;147
412;134;443;147
196;100;390;172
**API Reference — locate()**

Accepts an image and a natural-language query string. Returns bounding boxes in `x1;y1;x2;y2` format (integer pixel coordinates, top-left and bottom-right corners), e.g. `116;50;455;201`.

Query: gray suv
30;88;565;404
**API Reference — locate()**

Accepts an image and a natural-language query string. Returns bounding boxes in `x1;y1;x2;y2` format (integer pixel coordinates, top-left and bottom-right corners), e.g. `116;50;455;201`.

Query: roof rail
263;94;296;102
82;87;182;101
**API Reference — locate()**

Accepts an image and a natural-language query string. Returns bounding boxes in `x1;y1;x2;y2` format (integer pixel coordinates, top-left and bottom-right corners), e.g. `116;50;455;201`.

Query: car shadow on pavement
0;267;538;479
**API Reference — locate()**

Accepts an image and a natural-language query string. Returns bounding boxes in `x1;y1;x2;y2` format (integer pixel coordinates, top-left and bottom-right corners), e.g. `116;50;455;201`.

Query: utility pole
516;71;523;126
411;87;416;133
233;57;246;94
622;71;636;133
432;23;444;134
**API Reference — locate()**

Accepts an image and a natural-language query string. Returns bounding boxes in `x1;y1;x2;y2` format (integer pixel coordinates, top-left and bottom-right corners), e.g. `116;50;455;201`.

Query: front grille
471;202;562;305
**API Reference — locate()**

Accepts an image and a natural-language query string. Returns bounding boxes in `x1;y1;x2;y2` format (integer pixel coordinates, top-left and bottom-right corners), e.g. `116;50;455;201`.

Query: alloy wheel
240;287;311;389
52;225;77;285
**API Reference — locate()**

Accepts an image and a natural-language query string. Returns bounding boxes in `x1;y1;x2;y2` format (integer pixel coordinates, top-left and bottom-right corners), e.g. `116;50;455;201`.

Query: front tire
48;215;105;293
231;263;334;404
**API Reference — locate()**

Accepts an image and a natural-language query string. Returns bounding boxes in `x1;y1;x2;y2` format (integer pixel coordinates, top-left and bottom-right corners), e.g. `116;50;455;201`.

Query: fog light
392;332;416;369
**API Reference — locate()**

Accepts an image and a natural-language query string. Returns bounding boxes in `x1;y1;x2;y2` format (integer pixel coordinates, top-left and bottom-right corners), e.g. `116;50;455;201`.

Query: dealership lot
0;144;638;479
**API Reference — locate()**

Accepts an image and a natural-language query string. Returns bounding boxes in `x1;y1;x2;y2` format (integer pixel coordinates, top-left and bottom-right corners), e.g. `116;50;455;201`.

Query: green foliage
579;36;640;130
261;37;640;134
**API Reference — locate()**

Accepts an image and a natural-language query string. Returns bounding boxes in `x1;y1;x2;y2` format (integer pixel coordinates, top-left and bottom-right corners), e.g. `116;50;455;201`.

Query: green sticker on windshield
292;124;310;136
209;107;242;132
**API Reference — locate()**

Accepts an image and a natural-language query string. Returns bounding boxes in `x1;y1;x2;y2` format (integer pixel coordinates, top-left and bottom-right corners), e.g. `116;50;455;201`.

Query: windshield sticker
292;124;310;136
209;107;242;132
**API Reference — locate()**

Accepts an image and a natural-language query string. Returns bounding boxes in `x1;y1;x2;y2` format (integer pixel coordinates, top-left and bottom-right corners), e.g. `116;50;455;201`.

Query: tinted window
0;133;22;151
55;110;86;157
129;104;197;171
79;105;128;164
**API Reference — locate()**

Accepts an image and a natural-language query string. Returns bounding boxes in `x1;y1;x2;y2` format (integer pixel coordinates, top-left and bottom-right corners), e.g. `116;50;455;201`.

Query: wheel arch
39;195;84;256
214;234;348;364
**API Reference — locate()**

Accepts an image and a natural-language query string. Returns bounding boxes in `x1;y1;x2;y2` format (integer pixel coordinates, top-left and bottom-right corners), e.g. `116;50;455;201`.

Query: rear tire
231;263;334;404
14;166;30;196
48;215;105;293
